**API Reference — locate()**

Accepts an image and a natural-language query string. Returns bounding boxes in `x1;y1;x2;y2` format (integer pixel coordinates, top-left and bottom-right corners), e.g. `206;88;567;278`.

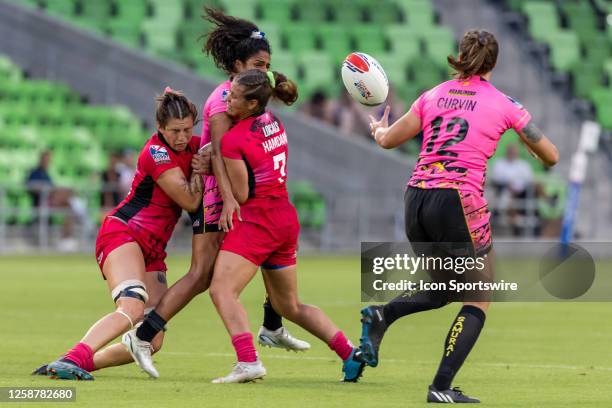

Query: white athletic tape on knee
116;310;134;329
111;279;149;304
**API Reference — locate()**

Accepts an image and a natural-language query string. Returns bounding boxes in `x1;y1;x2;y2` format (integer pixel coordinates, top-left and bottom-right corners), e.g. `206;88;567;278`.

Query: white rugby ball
341;52;389;106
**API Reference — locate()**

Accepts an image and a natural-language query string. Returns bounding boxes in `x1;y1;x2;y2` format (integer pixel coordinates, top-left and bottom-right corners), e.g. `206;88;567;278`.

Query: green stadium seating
590;87;612;129
386;25;421;58
351;26;388;55
571;61;603;99
422;26;455;65
294;0;328;22
222;0;257;21
282;23;317;55
398;0;435;29
298;51;337;97
258;0;292;23
562;1;598;41
547;31;580;72
328;0;363;24
270;52;299;81
523;1;559;43
317;24;352;64
43;0;75;18
604;59;612;83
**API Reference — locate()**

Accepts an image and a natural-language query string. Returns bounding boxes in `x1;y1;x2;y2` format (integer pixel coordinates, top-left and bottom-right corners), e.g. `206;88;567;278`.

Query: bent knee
117;300;145;326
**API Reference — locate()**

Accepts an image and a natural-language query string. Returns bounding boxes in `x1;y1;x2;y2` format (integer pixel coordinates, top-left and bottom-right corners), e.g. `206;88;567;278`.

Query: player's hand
192;145;212;175
219;196;242;232
368;105;391;138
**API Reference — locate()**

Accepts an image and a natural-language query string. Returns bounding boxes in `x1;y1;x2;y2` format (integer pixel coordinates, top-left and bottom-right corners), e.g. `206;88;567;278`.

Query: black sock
382;290;448;326
262;297;282;331
136;310;167;342
432;305;486;390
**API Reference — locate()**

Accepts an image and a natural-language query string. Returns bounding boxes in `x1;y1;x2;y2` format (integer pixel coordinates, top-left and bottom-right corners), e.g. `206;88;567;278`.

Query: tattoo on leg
157;272;167;284
522;121;543;143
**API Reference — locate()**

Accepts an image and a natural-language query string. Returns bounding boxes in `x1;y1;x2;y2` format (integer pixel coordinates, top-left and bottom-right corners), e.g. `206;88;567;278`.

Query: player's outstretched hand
368;105;391;138
192;144;213;175
219;196;242;232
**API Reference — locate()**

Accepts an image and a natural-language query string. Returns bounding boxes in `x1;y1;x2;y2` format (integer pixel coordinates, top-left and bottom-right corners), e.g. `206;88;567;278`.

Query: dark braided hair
447;29;498;79
155;87;198;128
203;7;271;75
235;70;298;113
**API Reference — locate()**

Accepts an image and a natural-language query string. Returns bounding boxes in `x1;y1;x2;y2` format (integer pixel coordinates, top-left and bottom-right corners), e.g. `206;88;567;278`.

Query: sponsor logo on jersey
149;145;171;164
448;89;476;97
506;95;524;109
221;89;229;102
353;80;373;100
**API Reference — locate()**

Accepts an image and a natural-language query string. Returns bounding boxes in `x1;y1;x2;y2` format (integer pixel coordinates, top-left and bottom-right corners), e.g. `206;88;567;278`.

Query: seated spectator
101;152;122;212
490;144;535;236
26;150;90;251
300;89;334;124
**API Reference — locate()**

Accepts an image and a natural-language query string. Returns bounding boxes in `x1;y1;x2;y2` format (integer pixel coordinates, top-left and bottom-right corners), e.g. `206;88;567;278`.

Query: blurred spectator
117;149;136;198
330;91;370;137
26;150;90;251
300;89;334;124
101;152;122;210
491;144;534;236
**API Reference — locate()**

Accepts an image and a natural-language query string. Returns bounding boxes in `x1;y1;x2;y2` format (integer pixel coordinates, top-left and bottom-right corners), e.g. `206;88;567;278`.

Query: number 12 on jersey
273;152;287;184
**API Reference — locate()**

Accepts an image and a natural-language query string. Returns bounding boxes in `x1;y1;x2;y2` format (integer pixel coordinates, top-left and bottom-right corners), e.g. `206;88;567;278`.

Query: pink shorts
95;217;167;277
221;198;299;269
457;190;492;256
203;175;223;232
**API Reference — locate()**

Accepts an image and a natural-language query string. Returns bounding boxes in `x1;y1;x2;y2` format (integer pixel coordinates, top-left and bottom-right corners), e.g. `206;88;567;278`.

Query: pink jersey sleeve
409;91;428;121
141;144;179;181
200;80;231;146
220;127;242;160
503;95;532;132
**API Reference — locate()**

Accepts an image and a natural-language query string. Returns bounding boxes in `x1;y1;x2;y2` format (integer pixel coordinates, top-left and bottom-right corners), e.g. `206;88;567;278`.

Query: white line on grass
163;351;612;372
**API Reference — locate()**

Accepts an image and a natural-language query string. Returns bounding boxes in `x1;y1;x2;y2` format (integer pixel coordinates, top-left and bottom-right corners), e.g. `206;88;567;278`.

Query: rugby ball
341;52;389;106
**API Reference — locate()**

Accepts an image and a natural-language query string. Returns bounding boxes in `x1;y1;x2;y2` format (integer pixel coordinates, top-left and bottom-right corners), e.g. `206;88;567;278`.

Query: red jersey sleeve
141;144;179;182
503;94;532;132
221;127;243;160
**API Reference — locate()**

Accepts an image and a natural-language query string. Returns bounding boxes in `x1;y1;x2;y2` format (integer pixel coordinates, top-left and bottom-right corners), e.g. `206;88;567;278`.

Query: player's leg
426;190;492;403
261;265;365;382
94;270;168;372
208;250;266;383
257;285;311;351
360;187;449;367
47;242;148;380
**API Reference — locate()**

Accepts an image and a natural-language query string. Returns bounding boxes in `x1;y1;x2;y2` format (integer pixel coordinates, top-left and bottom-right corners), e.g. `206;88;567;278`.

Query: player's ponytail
155;87;199;128
235;69;298;112
203;7;271;75
271;71;298;106
447;29;498;79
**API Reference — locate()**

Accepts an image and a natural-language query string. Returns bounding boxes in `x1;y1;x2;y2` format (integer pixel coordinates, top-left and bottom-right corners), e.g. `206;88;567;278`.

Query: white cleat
257;326;311;351
211;360;267;384
122;329;159;378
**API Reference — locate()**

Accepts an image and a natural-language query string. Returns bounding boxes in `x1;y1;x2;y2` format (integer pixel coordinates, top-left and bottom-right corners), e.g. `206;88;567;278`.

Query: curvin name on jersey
437;97;477;112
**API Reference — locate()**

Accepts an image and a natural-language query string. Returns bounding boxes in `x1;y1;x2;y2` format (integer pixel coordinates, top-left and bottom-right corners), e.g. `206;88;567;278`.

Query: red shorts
221;198;299;269
95;217;168;277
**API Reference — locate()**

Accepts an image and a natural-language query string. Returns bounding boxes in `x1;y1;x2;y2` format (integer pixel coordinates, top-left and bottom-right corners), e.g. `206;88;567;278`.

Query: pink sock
231;333;258;363
328;331;353;361
63;342;95;372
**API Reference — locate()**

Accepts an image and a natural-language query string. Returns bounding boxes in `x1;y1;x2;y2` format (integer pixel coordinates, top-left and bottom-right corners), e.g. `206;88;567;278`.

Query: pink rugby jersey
200;80;231;225
408;76;532;193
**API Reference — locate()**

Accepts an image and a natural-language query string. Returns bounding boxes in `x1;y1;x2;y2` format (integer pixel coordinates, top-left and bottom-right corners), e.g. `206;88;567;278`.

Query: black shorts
405;187;493;301
189;204;221;234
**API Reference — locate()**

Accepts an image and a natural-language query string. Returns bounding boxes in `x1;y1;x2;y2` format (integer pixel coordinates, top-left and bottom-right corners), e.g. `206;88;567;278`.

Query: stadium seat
364;1;401;24
42;0;76;18
317;25;353;65
571;61;603;99
590;87;612;129
397;0;436;29
328;0;363;23
386;25;422;58
374;53;410;84
105;19;142;48
142;20;179;54
523;1;559;43
581;33;610;68
351;26;388;55
257;0;292;23
270;52;299;82
422;27;455;65
149;0;183;26
298;51;337;97
562;1;598;41
114;0;148;24
547;31;580;72
221;0;257;21
294;0;328;22
282;23;317;55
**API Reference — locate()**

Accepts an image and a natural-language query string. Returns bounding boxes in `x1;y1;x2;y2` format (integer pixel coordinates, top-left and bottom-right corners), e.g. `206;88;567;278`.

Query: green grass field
1;254;611;407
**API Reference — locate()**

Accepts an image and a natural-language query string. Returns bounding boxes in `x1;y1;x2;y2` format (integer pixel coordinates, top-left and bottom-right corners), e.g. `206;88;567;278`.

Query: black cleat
427;385;480;403
359;305;388;367
31;364;48;376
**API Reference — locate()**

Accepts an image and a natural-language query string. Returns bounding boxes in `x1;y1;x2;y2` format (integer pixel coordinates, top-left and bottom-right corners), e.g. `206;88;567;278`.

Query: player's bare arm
517;121;559;167
210;112;242;230
369;106;422;149
157;167;202;212
222;157;249;206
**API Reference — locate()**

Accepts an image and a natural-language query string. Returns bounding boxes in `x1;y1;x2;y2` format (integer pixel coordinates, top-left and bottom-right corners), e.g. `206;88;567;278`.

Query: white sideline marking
163;351;612;372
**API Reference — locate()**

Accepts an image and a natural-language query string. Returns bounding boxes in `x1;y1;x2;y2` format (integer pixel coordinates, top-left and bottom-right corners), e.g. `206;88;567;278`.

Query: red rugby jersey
111;132;200;246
